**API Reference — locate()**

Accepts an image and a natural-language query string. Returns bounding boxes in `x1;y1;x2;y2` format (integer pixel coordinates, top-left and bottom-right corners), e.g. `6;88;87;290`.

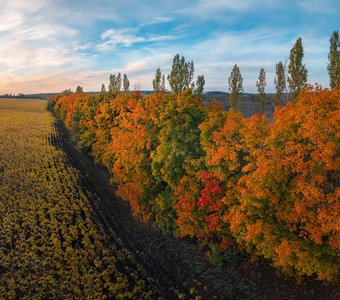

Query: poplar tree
167;54;194;93
274;61;287;104
328;30;340;89
287;37;308;99
108;74;115;92
76;86;83;93
196;75;205;95
123;74;130;92
62;89;72;96
161;74;165;91
116;73;122;94
101;84;106;93
108;73;122;94
153;68;162;92
256;68;266;112
228;64;243;110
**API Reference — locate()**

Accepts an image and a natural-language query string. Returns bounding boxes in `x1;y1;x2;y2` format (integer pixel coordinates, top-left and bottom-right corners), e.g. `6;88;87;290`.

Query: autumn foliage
51;86;340;281
231;85;340;280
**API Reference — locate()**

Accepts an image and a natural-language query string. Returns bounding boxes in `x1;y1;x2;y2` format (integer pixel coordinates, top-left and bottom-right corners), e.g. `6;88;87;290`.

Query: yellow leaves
51;86;340;281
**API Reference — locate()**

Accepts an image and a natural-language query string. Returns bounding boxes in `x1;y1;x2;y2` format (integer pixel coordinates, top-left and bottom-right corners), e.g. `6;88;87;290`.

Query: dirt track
52;118;340;300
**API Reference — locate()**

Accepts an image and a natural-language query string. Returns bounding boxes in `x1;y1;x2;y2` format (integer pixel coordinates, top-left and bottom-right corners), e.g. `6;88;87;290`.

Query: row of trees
50;85;339;282
227;33;336;111
64;30;338;105
101;55;206;96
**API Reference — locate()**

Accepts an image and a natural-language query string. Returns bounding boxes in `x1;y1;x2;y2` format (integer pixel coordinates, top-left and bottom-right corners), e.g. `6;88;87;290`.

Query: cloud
97;28;179;51
0;0;45;31
179;0;280;16
297;0;340;14
141;16;174;26
101;28;144;45
0;0;336;94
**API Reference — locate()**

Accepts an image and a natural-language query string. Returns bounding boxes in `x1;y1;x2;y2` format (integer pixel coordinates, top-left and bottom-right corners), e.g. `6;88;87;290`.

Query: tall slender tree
328;30;340;89
108;73;122;94
62;89;72;96
101;83;106;93
186;61;194;89
116;73;122;94
161;74;165;91
287;37;308;99
196;75;205;95
108;74;115;92
153;68;162;92
274;61;287;104
167;54;195;93
228;64;243;110
123;74;130;92
75;86;83;93
256;68;266;113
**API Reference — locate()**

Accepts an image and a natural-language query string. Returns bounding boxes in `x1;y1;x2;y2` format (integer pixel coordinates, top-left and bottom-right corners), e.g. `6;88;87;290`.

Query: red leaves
52;86;340;281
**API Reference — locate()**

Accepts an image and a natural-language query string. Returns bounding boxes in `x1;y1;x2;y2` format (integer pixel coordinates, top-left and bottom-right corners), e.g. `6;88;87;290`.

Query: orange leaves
52;86;340;281
232;86;340;280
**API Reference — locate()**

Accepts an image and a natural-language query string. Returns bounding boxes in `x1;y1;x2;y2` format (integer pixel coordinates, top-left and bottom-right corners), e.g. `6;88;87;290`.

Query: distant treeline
0;94;55;100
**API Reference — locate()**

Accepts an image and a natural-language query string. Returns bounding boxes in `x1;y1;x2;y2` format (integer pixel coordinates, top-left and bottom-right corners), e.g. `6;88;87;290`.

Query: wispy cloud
97;28;179;51
98;28;145;50
141;16;174;26
178;0;280;16
297;0;339;14
0;0;338;94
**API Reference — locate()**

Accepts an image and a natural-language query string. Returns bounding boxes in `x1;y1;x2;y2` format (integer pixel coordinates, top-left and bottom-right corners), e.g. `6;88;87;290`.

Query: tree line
63;30;338;112
50;82;339;282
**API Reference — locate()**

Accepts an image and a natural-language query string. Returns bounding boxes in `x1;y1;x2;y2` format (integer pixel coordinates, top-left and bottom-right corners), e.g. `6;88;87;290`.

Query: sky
0;0;339;94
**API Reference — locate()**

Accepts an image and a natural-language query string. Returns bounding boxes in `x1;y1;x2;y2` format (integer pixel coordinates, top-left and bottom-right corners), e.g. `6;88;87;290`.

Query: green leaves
167;54;195;93
53;86;340;281
288;37;308;99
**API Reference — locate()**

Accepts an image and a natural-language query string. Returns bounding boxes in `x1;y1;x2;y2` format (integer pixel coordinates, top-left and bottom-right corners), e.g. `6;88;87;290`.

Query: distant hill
201;92;282;118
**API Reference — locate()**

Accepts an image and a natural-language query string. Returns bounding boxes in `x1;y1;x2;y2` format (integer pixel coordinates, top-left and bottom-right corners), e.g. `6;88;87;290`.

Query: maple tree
232;86;339;280
151;89;206;232
108;92;164;222
51;85;340;281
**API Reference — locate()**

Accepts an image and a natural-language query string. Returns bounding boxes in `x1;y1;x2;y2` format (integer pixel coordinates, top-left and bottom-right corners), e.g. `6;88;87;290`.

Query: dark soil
52;118;340;300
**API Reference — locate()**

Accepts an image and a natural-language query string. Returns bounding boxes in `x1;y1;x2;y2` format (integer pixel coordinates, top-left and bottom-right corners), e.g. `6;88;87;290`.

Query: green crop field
0;99;163;299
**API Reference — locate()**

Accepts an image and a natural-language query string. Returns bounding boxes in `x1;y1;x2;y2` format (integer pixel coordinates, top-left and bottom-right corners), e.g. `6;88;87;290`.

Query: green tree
167;54;194;93
274;61;287;104
196;75;205;95
151;90;206;232
328;30;340;89
101;83;106;93
287;37;308;99
76;86;83;93
228;64;243;110
108;74;115;92
116;73;122;93
256;68;266;113
162;74;165;91
62;89;72;96
153;68;162;92
123;74;130;92
108;73;122;94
